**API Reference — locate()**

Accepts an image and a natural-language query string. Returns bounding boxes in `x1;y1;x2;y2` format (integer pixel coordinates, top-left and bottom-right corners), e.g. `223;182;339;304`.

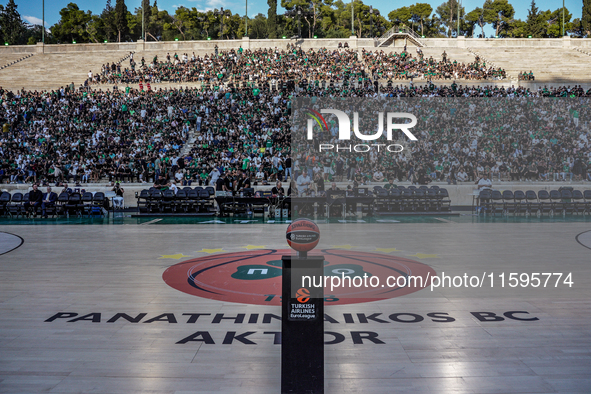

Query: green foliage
389;6;412;25
465;7;485;37
483;0;514;37
249;13;268;38
0;0;27;44
100;0;116;41
389;3;431;35
280;0;332;38
268;0;277;38
436;0;464;37
31;0;585;42
144;3;173;41
542;8;572;37
569;18;585;37
504;19;527;37
526;0;544;37
410;3;432;35
86;14;105;42
114;0;129;41
51;3;92;43
584;0;591;36
23;25;50;44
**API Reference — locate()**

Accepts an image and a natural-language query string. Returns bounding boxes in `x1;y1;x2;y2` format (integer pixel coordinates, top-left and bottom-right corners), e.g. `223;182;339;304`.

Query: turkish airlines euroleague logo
295;288;310;303
162;249;435;306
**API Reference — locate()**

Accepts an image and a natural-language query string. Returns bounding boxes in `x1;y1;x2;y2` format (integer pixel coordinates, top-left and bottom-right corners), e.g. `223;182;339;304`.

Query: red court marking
162;249;436;306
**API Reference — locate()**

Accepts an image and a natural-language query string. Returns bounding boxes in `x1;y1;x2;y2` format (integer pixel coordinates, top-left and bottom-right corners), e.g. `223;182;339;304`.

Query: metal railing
376;25;426;48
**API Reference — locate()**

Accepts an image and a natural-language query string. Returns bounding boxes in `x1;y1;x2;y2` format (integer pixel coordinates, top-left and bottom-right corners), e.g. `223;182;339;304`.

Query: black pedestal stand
281;251;324;394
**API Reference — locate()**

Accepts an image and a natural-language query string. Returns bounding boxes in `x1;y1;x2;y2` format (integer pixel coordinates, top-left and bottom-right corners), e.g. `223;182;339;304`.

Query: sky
3;0;584;31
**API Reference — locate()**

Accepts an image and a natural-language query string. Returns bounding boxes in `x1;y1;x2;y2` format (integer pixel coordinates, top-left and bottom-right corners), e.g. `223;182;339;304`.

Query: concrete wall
1;36;590;55
422;36;591;49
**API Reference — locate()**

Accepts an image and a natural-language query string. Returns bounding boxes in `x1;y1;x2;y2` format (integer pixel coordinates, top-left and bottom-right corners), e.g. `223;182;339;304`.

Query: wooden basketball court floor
0;221;590;393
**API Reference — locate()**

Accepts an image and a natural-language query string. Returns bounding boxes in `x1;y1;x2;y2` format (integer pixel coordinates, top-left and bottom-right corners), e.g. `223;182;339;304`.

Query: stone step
0;52;132;90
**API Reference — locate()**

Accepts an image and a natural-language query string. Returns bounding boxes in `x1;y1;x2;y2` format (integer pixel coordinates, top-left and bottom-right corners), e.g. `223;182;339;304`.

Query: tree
0;0;27;44
542;8;572;37
505;19;528;37
127;9;141;40
321;0;353;37
466;7;486;37
51;3;92;43
350;1;377;38
410;3;432;35
483;0;514;37
268;0;277;38
115;0;129;41
582;0;591;36
436;0;464;37
142;1;172;41
101;0;116;41
281;0;327;39
199;10;219;39
249;13;268;38
388;6;412;26
569;18;585;37
86;15;105;42
215;8;233;39
163;6;192;41
526;0;544;37
306;0;327;38
139;0;151;39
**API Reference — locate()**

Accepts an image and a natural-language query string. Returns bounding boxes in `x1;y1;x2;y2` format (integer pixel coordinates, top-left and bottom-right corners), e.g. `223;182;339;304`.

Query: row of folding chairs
373;186;451;212
136;187;215;213
478;189;591;217
0;191;106;218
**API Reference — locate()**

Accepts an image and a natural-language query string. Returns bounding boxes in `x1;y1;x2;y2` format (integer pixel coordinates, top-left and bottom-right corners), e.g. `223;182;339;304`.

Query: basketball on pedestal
286;218;320;252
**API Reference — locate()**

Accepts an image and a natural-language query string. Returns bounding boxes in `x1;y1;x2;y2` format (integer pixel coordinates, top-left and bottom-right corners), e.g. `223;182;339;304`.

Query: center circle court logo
162;249;436;306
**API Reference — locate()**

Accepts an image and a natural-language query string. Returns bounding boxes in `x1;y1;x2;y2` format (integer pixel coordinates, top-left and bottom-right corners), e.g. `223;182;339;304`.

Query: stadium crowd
362;49;507;80
93;51;235;85
90;47;510;87
293;95;590;193
0;85;190;185
1;53;590;191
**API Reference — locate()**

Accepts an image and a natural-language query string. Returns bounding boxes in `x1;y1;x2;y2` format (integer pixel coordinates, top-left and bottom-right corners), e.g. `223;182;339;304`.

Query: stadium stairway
0;53;34;71
573;47;591;57
180;128;197;157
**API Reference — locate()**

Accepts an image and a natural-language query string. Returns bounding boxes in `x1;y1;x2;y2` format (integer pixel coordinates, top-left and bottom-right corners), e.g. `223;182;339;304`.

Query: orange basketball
286;218;320;252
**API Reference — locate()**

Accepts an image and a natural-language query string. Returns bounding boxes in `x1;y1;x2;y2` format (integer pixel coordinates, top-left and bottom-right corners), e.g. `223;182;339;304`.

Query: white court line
140;219;163;225
434;217;454;223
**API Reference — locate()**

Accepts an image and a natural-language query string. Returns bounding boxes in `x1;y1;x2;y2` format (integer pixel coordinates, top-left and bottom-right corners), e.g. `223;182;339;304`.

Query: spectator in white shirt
477;176;492;190
373;170;384;182
170;181;179;195
456;169;468;182
209;168;220;186
296;170;312;195
175;169;184;183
